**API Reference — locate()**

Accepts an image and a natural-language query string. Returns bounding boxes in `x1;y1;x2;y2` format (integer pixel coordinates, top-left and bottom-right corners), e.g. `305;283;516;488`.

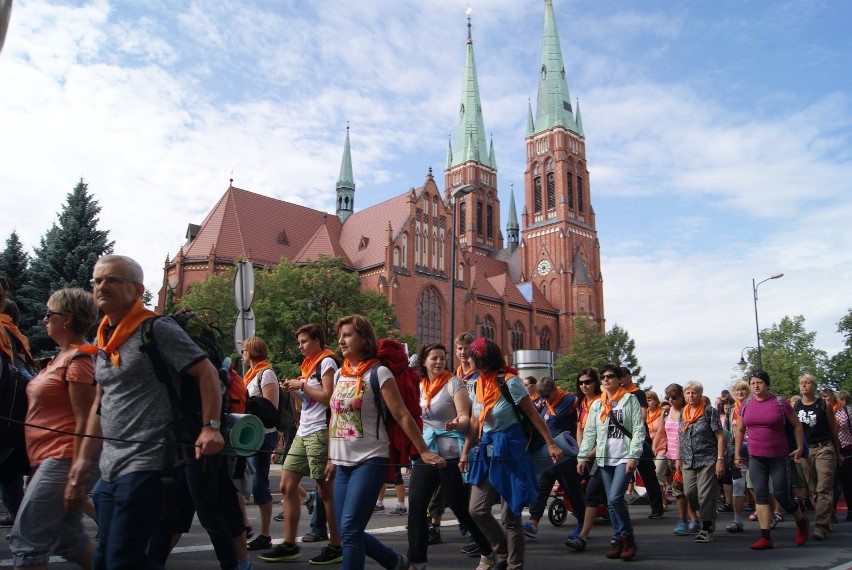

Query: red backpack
368;338;423;483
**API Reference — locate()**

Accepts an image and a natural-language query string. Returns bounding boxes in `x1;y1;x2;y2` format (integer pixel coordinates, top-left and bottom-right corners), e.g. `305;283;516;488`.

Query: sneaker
773;512;784;524
564;536;587;552
522;521;538;539
726;521;744;533
796;516;809;545
309;544;343;565
475;553;496;570
304;491;317;516
687;520;701;534
750;537;774;550
567;522;583;538
374;503;386;512
247;535;272;551
259;543;301;562
273;511;285;522
695;530;713;543
428;525;442;545
648;510;665;519
302;532;329;543
716;503;733;513
387;504;408;516
460;542;480;557
395;554;414;570
813;528;827;540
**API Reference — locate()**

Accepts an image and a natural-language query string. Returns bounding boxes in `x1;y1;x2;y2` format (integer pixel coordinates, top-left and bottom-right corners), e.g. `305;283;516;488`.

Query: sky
1;0;851;398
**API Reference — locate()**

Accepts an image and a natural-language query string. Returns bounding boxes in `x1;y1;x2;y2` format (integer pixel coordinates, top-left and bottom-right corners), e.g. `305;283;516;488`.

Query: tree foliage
17;179;113;355
0;231;29;308
744;315;828;397
828;308;852;393
605;324;645;383
555;318;645;388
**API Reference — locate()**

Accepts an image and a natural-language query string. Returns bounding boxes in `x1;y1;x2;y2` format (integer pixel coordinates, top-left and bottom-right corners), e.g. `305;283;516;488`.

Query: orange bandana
300;349;335;379
421;370;454;411
681;402;706;432
599;387;627;422
623;380;639;394
76;299;156;368
0;314;32;362
475;370;503;437
545;388;568;417
646;406;662;427
580;394;600;430
339;358;381;396
456;365;477;382
835;401;843;413
244;360;272;388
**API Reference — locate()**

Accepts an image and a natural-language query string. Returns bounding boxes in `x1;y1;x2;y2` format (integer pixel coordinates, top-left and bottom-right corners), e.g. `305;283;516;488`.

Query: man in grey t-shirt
66;255;224;569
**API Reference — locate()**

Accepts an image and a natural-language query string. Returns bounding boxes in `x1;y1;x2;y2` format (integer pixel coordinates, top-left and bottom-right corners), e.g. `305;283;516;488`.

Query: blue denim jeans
248;432;278;506
92;470;166;570
333;457;399;570
600;464;633;537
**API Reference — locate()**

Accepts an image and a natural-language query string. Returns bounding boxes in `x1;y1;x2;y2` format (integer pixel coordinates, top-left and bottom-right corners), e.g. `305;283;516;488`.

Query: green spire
451;14;492;168
575;98;585;136
534;0;576;135
336;125;355;223
527;99;535;136
489;135;496;169
446;135;453;169
507;183;519;246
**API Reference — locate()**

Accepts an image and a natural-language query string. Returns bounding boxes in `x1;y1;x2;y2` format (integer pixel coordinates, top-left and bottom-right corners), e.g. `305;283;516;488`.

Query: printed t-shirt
421;375;465;457
25;352;95;466
470;374;526;433
741;395;793;458
297;356;338;437
604;398;628;466
329;364;394;466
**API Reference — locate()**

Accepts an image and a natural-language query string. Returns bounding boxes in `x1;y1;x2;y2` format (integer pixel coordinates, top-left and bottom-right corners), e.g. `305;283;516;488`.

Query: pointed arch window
577;174;584;214
567;161;574;210
439;226;445;271
546;160;555;211
534;177;542;214
480;315;495;341
511;321;525;353
476;200;483;237
459;202;466;238
431;229;438;269
540;327;552;351
417;286;443;346
486;204;493;238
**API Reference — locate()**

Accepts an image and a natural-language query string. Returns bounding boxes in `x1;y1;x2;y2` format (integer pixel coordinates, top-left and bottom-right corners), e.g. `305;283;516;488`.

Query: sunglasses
44;310;68;320
578;379;595;386
601;373;618;379
665;394;681;401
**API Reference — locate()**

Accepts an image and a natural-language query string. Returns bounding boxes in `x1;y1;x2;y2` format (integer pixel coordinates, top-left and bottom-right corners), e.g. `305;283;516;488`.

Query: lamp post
448;184;474;369
752;273;784;369
737;347;757;371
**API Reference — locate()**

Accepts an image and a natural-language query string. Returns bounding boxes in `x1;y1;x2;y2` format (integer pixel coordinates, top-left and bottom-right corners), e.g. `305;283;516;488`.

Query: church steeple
335;125;355;223
534;0;576;135
507;183;519;248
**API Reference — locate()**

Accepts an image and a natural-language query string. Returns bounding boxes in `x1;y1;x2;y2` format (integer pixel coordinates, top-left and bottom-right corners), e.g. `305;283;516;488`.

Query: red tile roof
338;192;414;268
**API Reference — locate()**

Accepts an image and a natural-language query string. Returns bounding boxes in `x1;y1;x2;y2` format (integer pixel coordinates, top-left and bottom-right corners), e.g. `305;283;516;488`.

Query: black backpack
0;332;36;448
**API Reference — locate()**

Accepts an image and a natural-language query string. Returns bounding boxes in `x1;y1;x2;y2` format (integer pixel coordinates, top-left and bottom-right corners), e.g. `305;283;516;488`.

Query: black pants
529;457;585;522
406;459;491;565
638;442;664;513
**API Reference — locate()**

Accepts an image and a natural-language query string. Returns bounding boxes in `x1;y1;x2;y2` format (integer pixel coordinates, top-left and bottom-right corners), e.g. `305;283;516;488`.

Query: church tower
444;13;501;257
522;0;605;348
336;125;355;223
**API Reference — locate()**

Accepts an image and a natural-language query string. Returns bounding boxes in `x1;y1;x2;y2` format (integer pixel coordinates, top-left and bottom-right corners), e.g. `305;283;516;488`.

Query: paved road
3;467;851;569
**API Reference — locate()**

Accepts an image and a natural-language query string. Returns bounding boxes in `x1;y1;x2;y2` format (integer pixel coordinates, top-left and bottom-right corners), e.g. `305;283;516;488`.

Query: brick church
157;0;605;357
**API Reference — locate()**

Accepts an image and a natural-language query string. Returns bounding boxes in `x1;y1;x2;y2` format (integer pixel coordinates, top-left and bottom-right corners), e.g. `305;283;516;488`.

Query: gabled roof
572;249;593;286
179;186;342;267
338;192;412;268
486;273;528;307
294;219;350;265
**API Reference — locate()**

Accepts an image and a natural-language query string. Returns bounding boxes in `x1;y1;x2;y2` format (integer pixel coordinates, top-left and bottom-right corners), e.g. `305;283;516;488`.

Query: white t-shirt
297;356;338;437
329;365;394;466
421;376;466;458
248;368;279;434
604;398;628;466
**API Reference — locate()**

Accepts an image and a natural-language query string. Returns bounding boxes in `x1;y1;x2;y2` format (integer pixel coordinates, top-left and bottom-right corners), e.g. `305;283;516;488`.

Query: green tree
745;315;828;397
605;324;645;384
176;269;238;361
0;231;30;309
17;179;113;354
827;308;852;392
555;316;608;384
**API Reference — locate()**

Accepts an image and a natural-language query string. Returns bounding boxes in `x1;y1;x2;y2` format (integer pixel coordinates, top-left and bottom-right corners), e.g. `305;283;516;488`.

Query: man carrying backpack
66;255;224;570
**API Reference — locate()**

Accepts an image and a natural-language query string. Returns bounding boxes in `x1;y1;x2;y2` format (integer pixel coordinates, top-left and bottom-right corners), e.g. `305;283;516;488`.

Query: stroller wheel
548;498;568;526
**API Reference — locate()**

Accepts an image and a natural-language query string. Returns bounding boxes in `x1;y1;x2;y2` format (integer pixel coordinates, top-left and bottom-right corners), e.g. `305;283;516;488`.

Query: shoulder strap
369;364;386;438
663;407;670;421
139;316;184;421
497;374;525;424
608;409;633;439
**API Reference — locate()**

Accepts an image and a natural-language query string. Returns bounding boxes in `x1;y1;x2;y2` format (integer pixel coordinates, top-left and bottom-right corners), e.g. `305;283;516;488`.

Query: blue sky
1;0;850;397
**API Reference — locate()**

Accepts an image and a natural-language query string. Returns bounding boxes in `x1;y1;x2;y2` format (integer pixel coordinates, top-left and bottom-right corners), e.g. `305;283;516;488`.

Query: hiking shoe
247;535;272;551
259;543;301;562
564;536;587;552
796;517;809;545
273;511;285;522
695;530;713;543
304;491;317;516
813;528;827;540
427;525;442;545
726;521;744;533
387;504;407;516
302;532;328;543
716;503;733;513
475;553;496;570
374;503;385;512
309;545;343;565
750;537;774;550
522;522;538;539
687;520;701;533
460;542;480;556
673;520;689;535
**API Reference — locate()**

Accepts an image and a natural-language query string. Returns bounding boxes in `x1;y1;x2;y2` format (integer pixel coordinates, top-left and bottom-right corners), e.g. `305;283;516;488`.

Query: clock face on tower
537;259;551;276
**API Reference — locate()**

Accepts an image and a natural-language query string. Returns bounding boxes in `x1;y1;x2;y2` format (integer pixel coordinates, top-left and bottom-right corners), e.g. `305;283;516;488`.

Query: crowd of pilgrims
1;272;850;570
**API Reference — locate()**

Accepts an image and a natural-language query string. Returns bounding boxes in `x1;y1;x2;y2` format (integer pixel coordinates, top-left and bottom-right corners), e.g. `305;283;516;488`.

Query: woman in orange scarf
325;314;442;570
726;380;751;533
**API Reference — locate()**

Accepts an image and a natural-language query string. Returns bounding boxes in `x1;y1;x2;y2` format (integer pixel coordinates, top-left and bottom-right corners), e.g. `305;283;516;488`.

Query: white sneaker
476;553;495;570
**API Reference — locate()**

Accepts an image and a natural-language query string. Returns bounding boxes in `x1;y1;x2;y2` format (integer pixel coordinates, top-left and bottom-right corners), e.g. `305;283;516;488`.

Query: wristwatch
202;419;221;430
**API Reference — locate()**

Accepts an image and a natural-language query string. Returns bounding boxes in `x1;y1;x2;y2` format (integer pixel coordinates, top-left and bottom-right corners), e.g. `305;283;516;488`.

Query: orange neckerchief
244;360;272;388
456;365;477;382
599;387;627;421
300;349;335;379
76;299;156;368
622;380;639;394
681;402;706;432
421;370;454;411
646;406;663;427
0;314;33;362
835;401;843;413
580;394;600;430
545;388;568;416
339;358;381;395
475;370;503;437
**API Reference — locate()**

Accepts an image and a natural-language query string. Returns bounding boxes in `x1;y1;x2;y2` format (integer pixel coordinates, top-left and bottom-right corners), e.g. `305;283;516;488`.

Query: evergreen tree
827;308;852;392
18;179;114;354
0;231;30;306
605;324;645;384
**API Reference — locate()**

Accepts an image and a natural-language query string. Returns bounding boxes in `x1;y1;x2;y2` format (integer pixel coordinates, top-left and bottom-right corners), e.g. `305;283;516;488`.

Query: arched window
476;201;483;237
486;204;493;238
480;315;495;340
534;178;542;213
414;223;421;265
578;293;586;313
459;202;466;237
417;287;443;346
567;162;574;210
546;160;555;210
577;174;584;213
393;247;400;267
421;228;428;266
433;197;439;217
540;327;552;350
401;234;408;265
439;226;445;271
511;322;524;353
431;229;438;269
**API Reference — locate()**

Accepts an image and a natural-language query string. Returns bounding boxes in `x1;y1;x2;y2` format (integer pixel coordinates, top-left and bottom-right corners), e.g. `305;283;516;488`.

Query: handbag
246;370;279;428
838;405;852;455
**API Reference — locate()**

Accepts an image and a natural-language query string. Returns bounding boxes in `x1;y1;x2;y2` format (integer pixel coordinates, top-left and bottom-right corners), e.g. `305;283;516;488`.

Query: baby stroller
547;482;609;526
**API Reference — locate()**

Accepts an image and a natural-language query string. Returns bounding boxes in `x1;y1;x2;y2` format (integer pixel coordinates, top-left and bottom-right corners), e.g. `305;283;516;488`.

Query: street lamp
737;347;757;371
752;273;784;369
448;183;474;369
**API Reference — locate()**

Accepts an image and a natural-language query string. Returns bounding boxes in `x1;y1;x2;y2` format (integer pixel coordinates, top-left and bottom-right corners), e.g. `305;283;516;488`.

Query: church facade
157;0;605;357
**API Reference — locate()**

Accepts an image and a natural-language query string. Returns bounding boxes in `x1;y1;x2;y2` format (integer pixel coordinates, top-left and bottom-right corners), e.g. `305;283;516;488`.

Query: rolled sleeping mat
530;430;580;476
223;413;264;457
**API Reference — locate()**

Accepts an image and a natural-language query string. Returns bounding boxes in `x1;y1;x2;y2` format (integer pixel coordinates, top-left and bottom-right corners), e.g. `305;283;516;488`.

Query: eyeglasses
578;379;595;386
90;276;133;287
601;373;618;379
44;310;68;320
